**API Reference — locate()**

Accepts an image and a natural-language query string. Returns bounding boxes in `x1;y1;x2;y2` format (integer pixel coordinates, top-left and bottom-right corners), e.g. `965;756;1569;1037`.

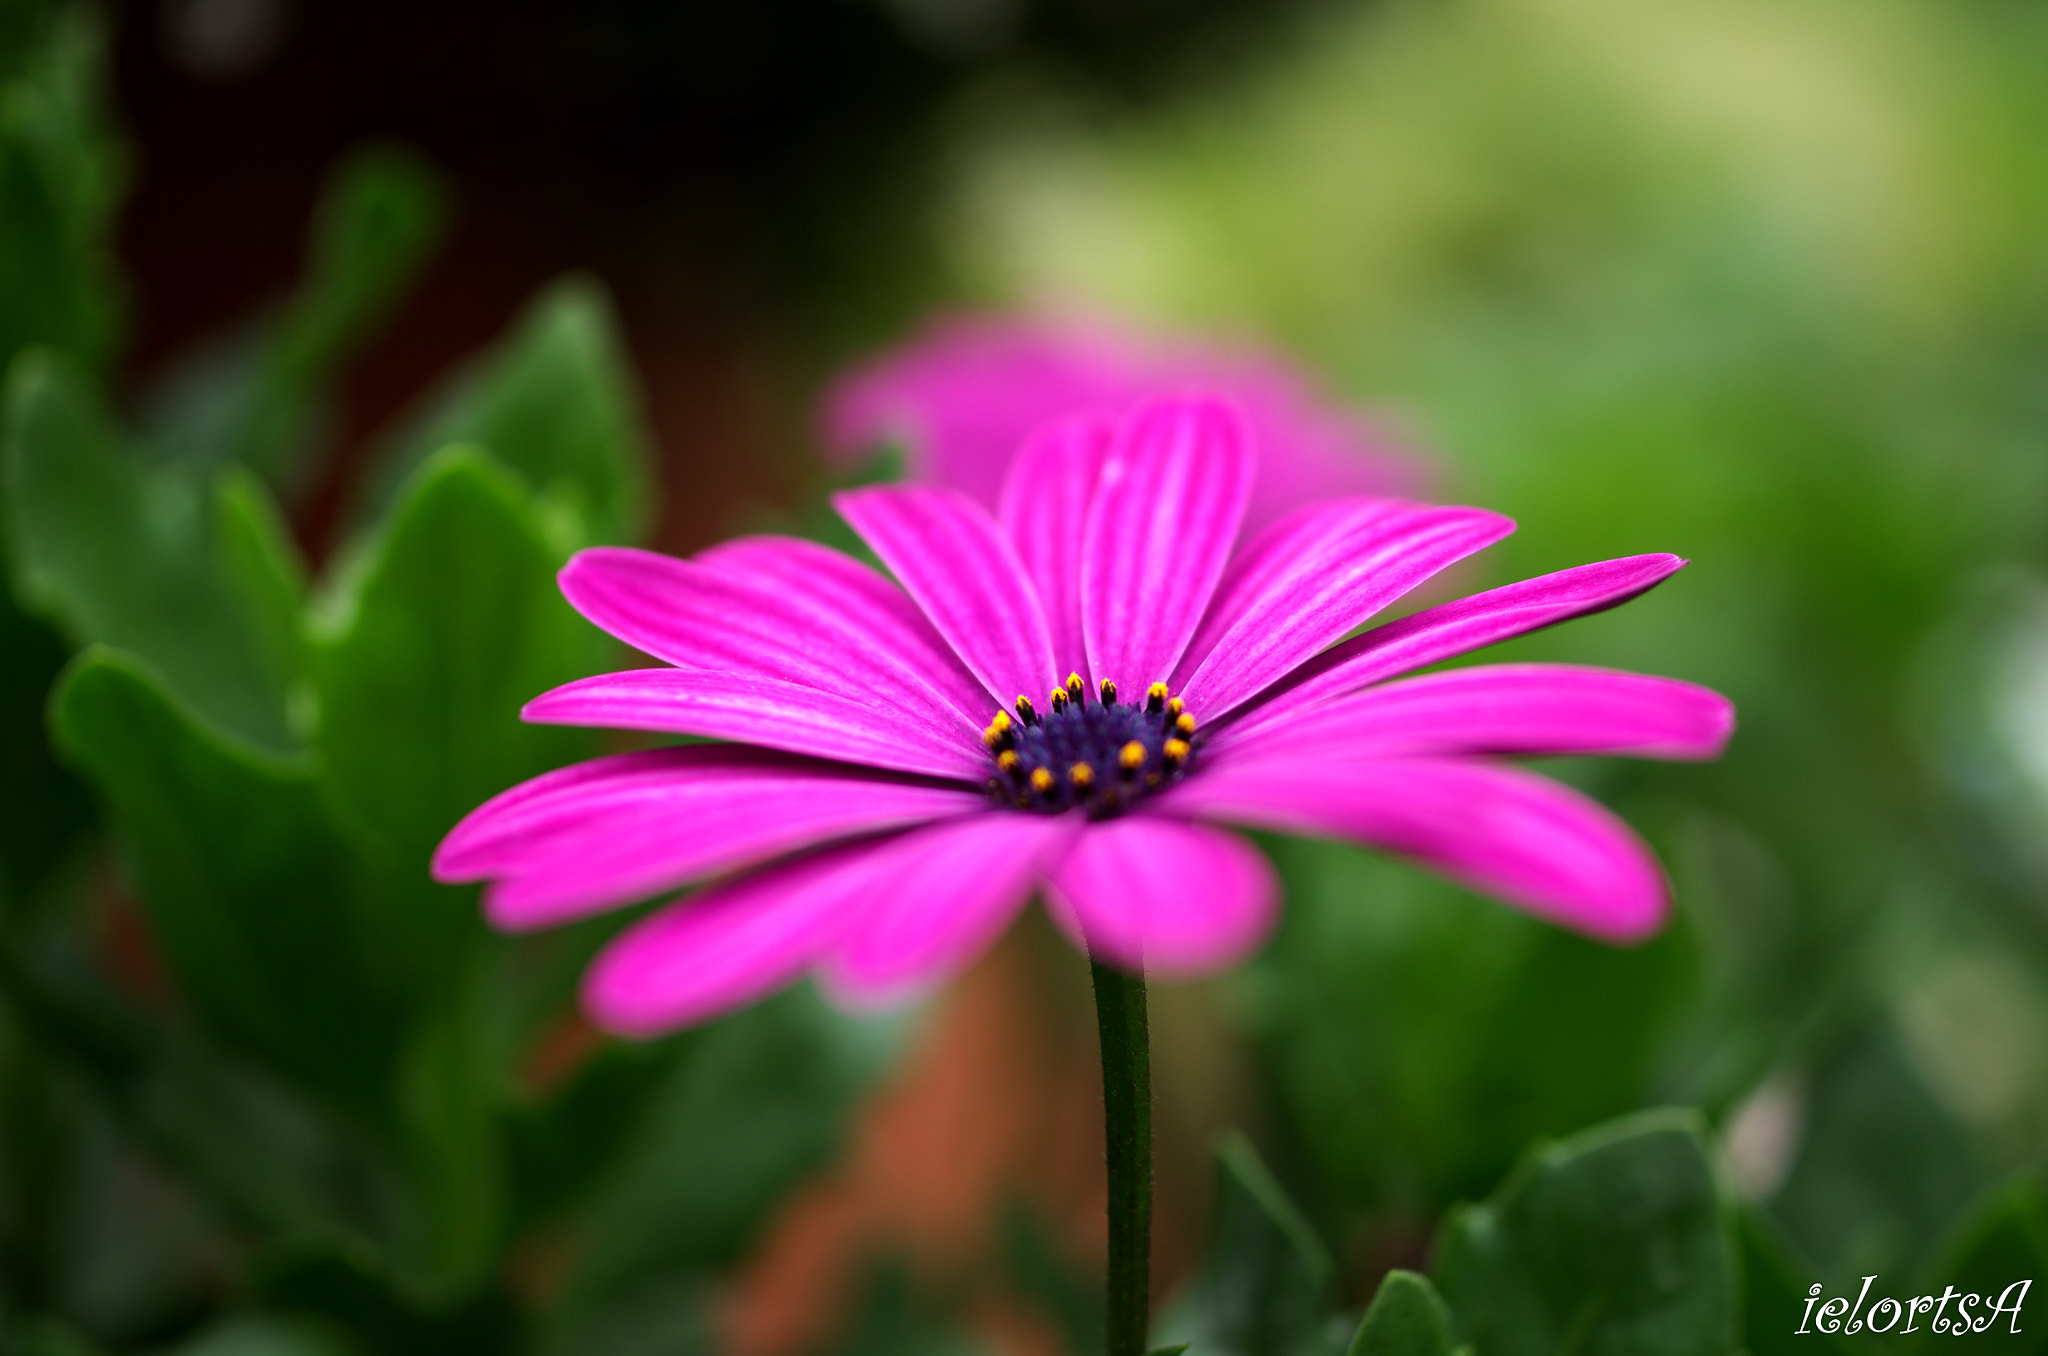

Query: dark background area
111;0;1319;557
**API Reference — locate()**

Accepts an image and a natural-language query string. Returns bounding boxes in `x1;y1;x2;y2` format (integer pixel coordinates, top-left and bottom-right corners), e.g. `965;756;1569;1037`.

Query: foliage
0;14;888;1350
7;0;2048;1349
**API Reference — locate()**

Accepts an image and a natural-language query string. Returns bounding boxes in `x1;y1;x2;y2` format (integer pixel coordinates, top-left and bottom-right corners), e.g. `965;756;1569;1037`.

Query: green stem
1091;957;1153;1356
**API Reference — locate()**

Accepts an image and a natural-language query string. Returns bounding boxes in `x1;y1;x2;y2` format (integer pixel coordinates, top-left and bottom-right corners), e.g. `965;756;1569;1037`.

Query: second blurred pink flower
821;312;1429;532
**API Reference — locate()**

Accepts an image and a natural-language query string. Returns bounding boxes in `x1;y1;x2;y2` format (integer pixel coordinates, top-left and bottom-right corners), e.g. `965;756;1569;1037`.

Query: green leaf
160;1314;360;1356
1432;1108;1737;1356
560;989;892;1312
0;588;90;911
308;444;609;992
1768;1022;1982;1282
357;279;654;547
1907;1174;2048;1350
1157;1131;1335;1356
1736;1207;1852;1356
48;648;404;1118
3;353;303;753
140;144;445;482
0;3;124;374
253;1244;517;1356
389;966;506;1295
1240;839;1695;1218
1347;1272;1455;1356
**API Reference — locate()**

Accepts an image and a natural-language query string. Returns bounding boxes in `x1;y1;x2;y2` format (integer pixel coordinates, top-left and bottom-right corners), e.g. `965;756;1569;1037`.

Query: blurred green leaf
1346;1272;1456;1356
809;1262;987;1356
0;1316;108;1356
3;353;303;753
0;1;122;374
0;591;89;912
1241;839;1694;1223
1736;1207;1851;1356
1768;1023;1982;1284
533;1277;712;1356
141;144;445;483
1432;1108;1737;1356
1905;1174;2048;1351
1157;1132;1334;1356
389;966;505;1294
505;1040;672;1235
561;989;891;1312
49;648;403;1119
252;1245;515;1356
158;1314;360;1356
356;279;653;547
998;1203;1103;1356
309;444;608;993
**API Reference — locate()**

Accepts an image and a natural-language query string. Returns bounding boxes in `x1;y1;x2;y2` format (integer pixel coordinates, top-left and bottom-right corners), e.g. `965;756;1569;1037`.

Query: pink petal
1082;397;1255;691
1171;500;1514;718
693;535;991;722
822;314;1140;508
823;812;1078;1007
433;747;987;930
1164;756;1667;942
818;312;1427;532
1044;817;1278;976
583;836;900;1035
522;669;986;780
1221;554;1688;743
834;484;1060;712
1216;663;1734;763
997;414;1115;676
559;546;983;734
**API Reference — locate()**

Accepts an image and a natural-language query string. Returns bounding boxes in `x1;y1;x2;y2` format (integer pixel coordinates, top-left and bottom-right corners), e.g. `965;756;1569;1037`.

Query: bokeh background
5;0;2048;1351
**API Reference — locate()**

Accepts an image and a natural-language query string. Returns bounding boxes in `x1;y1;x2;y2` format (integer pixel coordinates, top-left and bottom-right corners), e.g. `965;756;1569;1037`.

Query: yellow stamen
982;723;1013;750
1145;682;1169;714
1066;672;1087;704
1048;687;1069;715
1016;694;1038;726
1100;678;1118;706
997;750;1020;774
1029;767;1055;794
1069;762;1096;789
989;710;1012;735
1174;712;1196;738
1162;738;1190;765
1167;697;1185;719
1118;740;1146;772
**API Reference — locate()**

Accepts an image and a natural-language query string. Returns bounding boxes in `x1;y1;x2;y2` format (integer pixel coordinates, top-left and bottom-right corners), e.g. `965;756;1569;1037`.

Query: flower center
981;674;1197;818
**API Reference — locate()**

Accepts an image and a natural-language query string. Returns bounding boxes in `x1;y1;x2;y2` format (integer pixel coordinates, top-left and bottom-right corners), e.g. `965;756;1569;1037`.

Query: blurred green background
4;0;2048;1351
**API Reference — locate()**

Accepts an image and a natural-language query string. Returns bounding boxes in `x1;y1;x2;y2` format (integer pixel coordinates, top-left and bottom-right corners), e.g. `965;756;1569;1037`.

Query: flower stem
1091;957;1152;1356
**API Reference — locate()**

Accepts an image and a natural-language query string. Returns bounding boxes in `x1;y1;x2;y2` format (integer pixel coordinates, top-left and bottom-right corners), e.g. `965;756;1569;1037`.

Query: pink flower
436;396;1732;1037
821;313;1427;535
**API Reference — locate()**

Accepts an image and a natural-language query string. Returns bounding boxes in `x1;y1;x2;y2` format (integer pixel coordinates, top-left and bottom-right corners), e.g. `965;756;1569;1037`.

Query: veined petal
1173;500;1514;718
559;546;983;734
1164;756;1666;942
1221;554;1687;742
436;744;826;877
522;669;986;780
694;535;991;722
823;813;1077;1007
583;837;894;1035
835;484;1060;711
998;414;1115;676
433;747;986;930
1083;397;1254;691
1215;663;1734;763
1044;817;1277;976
